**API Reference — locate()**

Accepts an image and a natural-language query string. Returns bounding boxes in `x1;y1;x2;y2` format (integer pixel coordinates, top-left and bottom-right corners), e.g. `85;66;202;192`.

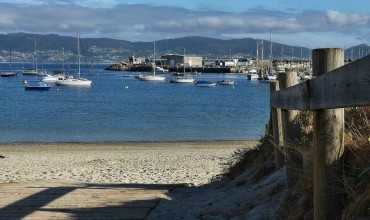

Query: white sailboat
56;33;92;87
42;48;66;83
23;40;40;75
264;32;278;82
170;48;195;83
137;41;166;81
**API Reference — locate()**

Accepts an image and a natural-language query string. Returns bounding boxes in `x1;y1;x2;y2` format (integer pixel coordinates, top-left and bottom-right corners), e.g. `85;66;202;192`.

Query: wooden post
312;48;345;220
270;81;285;167
279;71;302;187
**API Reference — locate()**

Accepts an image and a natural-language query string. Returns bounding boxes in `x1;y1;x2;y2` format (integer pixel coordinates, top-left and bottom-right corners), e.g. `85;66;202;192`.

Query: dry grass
212;107;369;219
212;137;275;183
341;107;370;220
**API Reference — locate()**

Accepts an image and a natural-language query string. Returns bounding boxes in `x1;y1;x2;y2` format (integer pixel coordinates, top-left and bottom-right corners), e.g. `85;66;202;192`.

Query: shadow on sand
0;183;185;220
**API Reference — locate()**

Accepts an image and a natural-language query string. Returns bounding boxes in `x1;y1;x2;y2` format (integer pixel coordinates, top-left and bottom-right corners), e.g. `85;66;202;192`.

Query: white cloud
326;10;370;26
0;3;369;47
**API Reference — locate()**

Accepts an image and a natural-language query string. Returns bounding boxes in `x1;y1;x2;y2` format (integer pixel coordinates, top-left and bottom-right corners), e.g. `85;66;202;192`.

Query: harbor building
161;54;203;68
128;56;147;65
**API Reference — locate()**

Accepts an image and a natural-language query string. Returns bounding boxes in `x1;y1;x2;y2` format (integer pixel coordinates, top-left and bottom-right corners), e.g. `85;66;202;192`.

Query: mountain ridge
0;33;367;62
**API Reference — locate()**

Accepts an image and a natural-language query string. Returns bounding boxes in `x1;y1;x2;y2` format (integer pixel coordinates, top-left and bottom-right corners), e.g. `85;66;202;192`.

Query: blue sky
0;0;369;48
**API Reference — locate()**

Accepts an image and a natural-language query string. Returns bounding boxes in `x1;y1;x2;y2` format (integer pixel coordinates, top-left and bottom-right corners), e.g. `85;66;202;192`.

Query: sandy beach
0;141;257;186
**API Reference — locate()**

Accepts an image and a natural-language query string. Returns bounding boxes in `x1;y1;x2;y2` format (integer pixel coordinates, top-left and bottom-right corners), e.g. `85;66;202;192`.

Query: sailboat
56;33;92;87
23;40;40;75
42;48;67;83
137;41;166;81
264;32;277;81
0;49;17;77
170;48;195;83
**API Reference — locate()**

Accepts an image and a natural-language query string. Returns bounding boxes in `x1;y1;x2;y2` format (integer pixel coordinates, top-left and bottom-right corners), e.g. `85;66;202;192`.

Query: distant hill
345;44;370;60
0;33;367;62
0;33;313;62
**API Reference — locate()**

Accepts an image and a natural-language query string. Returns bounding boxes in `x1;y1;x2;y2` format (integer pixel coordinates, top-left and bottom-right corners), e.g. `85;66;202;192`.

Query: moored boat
42;74;66;83
195;80;217;87
137;41;166;82
170;48;195;83
56;33;92;87
22;69;39;75
247;73;259;80
137;74;166;81
1;49;17;77
23;80;51;91
170;76;195;83
0;72;17;77
218;80;235;86
264;74;277;81
56;76;92;87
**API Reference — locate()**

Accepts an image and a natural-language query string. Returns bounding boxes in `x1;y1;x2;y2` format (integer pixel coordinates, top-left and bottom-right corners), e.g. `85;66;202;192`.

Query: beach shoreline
0;140;258;186
0;139;258;146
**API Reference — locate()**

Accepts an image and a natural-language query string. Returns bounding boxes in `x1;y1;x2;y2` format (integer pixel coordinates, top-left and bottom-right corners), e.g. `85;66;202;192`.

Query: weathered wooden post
312;48;345;220
270;81;285;167
279;70;302;187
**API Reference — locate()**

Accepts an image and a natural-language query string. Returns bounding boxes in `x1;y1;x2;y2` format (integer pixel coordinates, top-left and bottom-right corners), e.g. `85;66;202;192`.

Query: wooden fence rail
269;48;370;220
271;54;370;110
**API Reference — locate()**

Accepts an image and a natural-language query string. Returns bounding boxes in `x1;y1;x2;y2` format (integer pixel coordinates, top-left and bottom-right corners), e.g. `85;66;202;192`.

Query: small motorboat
0;72;17;77
23;80;51;91
170;76;195;83
195;80;217;87
218;80;235;86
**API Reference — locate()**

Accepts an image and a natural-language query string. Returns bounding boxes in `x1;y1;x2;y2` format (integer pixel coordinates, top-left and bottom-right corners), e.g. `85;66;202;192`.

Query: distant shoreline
0;139;258;146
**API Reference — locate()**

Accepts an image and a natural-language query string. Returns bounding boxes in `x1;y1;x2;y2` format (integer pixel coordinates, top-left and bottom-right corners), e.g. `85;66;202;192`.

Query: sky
0;0;370;48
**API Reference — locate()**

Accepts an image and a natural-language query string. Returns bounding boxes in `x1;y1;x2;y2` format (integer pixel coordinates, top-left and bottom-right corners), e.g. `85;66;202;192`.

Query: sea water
0;63;270;142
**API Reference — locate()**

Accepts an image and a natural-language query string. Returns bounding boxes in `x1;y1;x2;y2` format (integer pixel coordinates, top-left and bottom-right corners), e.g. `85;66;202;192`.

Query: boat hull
218;80;235;86
22;70;39;75
0;72;17;77
137;75;166;81
195;80;217;87
247;74;259;80
42;74;66;83
170;77;195;83
56;78;92;87
25;86;50;91
196;83;217;87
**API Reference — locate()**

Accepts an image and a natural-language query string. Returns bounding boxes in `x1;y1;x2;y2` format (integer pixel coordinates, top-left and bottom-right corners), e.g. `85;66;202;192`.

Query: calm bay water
0;63;270;143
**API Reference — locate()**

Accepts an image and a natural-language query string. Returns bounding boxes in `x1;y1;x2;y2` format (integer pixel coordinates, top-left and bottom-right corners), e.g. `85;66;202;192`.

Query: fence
269;48;370;220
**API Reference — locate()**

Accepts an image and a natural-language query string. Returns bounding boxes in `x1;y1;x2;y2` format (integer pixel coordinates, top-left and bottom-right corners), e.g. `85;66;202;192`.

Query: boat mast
9;48;12;68
183;48;186;74
261;40;264;75
300;47;303;60
269;31;272;74
256;41;259;70
34;40;38;72
153;41;156;76
62;47;65;74
77;32;81;78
